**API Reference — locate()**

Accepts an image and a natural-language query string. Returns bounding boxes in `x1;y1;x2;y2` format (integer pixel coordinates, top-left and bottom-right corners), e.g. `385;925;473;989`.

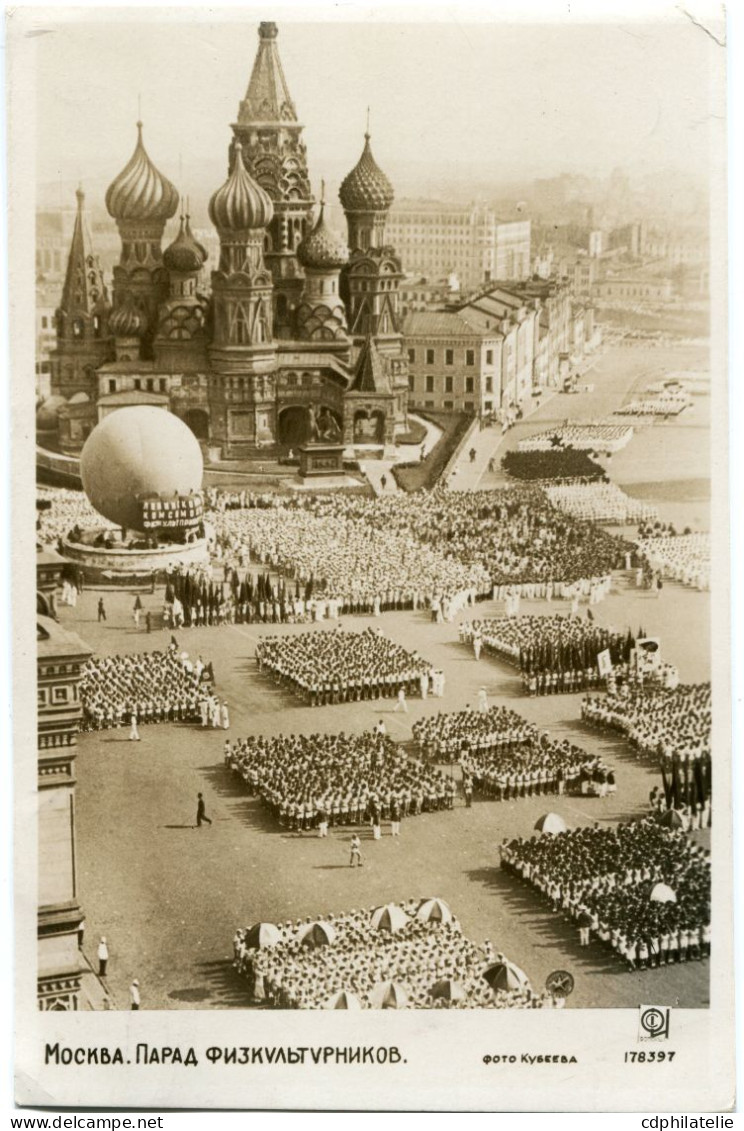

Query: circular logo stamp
545;970;575;998
639;1006;669;1039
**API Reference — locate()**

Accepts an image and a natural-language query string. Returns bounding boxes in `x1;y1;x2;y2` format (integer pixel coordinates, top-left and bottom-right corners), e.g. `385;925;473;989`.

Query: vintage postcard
7;0;733;1112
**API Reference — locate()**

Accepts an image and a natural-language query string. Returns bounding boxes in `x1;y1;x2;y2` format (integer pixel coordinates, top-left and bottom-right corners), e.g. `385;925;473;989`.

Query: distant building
36;208;77;282
36;282;59;398
593;276;673;302
399;273;461;315
385;201;531;292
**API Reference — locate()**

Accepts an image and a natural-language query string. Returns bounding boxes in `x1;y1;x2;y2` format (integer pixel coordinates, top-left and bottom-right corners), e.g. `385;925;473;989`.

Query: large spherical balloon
80;407;203;530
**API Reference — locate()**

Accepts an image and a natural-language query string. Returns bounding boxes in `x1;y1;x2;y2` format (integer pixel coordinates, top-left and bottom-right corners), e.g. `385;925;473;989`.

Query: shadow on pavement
466;865;624;978
192;959;254;1009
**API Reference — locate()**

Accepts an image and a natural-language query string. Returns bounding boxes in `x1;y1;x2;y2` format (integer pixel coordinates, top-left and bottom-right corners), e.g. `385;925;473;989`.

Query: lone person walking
129;711;140;742
133;595;142;628
349;834;363;867
196;792;212;827
97;597;106;623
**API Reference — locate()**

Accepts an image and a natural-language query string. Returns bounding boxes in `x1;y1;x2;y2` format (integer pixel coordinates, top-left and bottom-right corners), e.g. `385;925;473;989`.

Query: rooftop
403;311;501;339
37;614;92;659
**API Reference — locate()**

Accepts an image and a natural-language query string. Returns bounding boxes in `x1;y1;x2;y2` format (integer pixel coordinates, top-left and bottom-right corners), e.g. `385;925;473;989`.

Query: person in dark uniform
196;793;212;827
97;598;106;622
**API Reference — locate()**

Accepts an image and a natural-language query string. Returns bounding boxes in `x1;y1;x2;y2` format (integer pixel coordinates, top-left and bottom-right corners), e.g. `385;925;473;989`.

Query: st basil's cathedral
44;21;410;458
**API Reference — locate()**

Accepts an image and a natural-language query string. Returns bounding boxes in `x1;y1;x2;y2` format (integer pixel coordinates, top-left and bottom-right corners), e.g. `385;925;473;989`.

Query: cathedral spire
58;186;108;318
237;21;298;125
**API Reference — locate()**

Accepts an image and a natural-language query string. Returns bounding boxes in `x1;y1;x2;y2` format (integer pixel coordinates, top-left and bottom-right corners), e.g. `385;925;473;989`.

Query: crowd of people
518;423;634;454
255;628;434;705
544;482;657;526
233;900;551;1009
635;533;710;591
501;820;710;970
209;499;491;614
37;486;114;546
228;731;456;831
615;394;692;417
79;645;213;730
582;682;711;811
411;704;615;799
205;487;634;603
582;682;710;764
459;615;638;694
162;563;314;627
501;449;607;483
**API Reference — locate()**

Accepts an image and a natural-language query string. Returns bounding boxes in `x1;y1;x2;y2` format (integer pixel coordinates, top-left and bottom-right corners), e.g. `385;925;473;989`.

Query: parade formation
31;19;713;1017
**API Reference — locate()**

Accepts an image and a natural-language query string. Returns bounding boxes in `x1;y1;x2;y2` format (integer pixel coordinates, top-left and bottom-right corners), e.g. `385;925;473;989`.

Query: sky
27;7;722;222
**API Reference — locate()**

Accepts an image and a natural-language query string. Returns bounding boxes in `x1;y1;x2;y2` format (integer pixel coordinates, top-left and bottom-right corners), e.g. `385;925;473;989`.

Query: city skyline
33;12;718;223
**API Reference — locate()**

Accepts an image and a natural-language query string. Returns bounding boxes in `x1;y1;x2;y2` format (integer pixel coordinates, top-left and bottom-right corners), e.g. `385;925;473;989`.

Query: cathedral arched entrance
278;405;309;448
183;409;210;441
353;408;385;444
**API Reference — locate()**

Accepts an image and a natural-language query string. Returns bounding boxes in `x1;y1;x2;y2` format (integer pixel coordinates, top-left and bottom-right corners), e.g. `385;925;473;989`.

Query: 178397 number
624;1051;676;1063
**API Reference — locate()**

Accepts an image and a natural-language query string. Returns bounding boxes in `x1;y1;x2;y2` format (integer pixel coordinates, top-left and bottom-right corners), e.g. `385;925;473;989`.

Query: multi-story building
39;22;410;459
453;288;537;407
36;596;92;1010
385;201;530;292
403;311;503;417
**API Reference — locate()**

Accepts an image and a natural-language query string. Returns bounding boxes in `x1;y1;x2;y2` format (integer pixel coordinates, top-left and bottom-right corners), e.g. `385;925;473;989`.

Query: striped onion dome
297;202;348;270
208;142;274;232
105;122;179;223
339;133;394;213
110;295;147;338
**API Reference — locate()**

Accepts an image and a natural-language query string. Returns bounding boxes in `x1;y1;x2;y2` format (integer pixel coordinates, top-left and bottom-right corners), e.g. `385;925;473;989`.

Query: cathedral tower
230;22;313;338
50;187;112;400
155;213;209;371
105;122;179;360
208;141;278;453
339;131;409;431
295;184;350;359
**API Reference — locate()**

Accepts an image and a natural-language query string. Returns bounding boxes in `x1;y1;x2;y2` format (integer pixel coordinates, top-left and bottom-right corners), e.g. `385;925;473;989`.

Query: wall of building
406;334;502;415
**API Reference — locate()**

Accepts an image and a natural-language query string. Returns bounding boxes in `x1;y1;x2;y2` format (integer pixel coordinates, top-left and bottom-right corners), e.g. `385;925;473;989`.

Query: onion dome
105;122;179;223
339;133;394;213
208;142;274;232
110;295;147;338
163;215;208;273
36;395;67;431
297;198;348;271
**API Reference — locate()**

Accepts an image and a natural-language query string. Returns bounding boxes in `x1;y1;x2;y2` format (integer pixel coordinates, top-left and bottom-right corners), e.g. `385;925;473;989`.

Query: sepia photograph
7;0;734;1112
